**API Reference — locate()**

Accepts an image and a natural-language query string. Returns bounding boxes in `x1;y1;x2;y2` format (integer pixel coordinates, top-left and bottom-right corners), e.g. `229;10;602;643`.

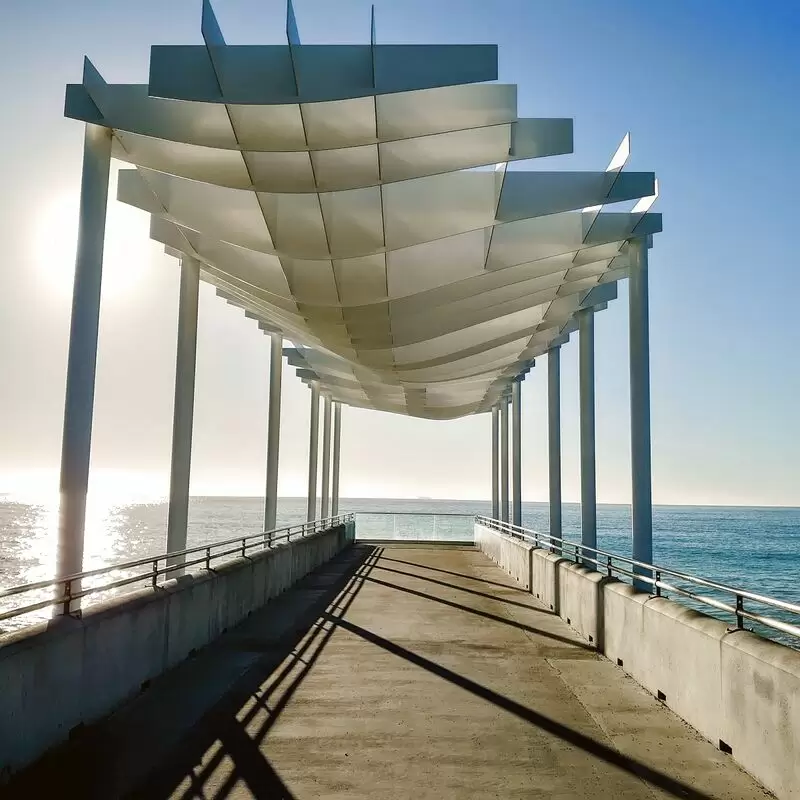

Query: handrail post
736;594;744;629
655;569;661;597
62;579;73;617
152;559;158;588
205;547;211;570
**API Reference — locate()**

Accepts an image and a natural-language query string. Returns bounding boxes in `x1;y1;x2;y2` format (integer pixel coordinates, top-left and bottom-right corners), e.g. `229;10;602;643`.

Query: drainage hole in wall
588;635;594;643
657;690;667;703
719;740;733;755
69;722;86;740
616;658;624;667
140;679;151;693
566;618;571;625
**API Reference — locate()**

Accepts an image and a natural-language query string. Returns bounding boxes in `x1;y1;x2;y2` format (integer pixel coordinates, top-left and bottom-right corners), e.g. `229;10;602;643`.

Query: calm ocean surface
1;497;798;643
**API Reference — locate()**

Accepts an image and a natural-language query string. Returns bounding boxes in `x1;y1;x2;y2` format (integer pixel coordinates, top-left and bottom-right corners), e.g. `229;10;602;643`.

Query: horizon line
2;493;795;511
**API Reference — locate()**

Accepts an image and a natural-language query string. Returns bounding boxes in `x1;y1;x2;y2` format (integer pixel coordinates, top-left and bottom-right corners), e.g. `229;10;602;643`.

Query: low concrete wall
475;523;800;800
0;521;355;779
529;548;566;613
557;561;610;649
474;523;532;590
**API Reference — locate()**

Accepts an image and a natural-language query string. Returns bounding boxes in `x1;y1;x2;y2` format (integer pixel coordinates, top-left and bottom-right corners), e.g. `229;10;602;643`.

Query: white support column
491;405;500;520
331;402;341;516
263;332;282;532
166;257;200;571
579;309;597;565
306;383;320;522
500;396;510;523
321;395;332;519
548;347;562;550
511;379;522;527
56;123;112;609
630;238;653;586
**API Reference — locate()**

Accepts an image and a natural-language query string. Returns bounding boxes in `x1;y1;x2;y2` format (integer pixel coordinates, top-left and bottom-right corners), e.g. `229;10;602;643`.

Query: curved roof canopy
65;0;660;420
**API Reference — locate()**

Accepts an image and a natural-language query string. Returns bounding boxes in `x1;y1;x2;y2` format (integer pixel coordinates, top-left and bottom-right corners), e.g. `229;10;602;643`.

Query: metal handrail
355;511;475;518
0;514;354;623
476;516;800;642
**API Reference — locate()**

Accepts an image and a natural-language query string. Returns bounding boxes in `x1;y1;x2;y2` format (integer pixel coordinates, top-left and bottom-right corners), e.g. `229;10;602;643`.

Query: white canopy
65;0;660;419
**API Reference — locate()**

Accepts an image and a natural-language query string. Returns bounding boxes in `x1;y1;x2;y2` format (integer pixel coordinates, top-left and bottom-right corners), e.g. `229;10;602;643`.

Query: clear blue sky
0;0;798;505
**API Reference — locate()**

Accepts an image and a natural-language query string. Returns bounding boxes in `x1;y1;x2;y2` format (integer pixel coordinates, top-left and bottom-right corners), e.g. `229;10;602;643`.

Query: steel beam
321;395;332;518
548;346;562;551
56;124;112;610
500;396;510;523
511;380;522;527
166;257;200;572
263;332;282;532
630;238;653;587
491;405;500;519
331;402;341;516
306;383;320;522
579;308;596;565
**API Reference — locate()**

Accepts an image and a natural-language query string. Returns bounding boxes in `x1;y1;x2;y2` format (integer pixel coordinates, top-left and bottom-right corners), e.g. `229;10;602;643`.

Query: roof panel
78;21;659;419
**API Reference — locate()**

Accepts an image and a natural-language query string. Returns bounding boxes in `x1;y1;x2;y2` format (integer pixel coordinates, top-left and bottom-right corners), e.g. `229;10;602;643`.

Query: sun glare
31;167;154;303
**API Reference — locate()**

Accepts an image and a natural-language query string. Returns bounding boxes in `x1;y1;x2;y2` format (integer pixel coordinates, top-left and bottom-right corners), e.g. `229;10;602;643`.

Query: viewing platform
3;2;797;798
1;536;774;799
2;517;798;799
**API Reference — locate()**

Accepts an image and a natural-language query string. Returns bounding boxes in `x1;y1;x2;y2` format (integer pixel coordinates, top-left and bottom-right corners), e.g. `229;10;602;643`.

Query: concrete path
5;544;771;799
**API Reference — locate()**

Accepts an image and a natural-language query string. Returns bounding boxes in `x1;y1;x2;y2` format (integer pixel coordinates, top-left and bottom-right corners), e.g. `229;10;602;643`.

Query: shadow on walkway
372;561;550;611
380;555;527;591
2;546;380;800
4;544;725;800
362;572;594;651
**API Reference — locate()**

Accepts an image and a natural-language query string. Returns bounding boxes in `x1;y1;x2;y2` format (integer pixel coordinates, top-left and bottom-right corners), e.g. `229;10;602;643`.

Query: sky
0;0;798;506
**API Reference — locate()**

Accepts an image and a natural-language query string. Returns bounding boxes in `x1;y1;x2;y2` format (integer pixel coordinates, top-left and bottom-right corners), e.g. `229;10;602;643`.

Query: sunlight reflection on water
1;497;798;647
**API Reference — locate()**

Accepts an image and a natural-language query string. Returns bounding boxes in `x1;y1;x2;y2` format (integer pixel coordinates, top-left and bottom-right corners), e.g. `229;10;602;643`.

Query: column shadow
2;545;380;800
324;613;716;800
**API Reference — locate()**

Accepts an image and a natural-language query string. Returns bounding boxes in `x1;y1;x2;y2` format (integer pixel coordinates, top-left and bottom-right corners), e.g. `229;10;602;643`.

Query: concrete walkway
5;544;771;799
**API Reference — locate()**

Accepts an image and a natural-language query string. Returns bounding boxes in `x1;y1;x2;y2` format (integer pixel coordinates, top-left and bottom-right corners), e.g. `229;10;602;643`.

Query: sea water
1;497;798;643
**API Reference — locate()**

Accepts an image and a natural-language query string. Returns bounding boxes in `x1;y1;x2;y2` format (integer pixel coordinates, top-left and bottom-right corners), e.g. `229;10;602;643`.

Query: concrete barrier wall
475;523;800;800
529;549;565;613
556;561;610;649
0;521;355;779
474;523;532;589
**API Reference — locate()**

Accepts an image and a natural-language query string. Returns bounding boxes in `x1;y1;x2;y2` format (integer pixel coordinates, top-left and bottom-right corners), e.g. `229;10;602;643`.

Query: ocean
1;497;798;644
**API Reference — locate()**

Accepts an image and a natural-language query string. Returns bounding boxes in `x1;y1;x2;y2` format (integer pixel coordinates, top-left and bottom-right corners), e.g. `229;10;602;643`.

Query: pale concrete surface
478;523;800;800
4;545;772;799
0;523;354;779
